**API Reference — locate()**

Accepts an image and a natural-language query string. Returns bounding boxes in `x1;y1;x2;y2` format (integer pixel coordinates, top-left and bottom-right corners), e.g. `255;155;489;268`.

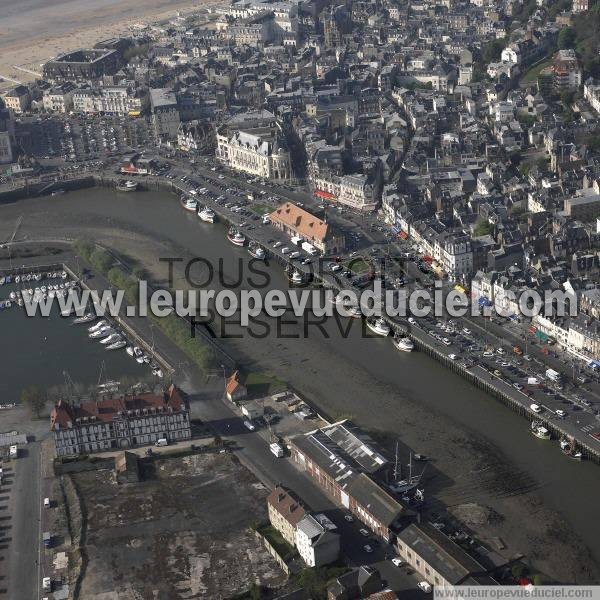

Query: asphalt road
7;441;41;600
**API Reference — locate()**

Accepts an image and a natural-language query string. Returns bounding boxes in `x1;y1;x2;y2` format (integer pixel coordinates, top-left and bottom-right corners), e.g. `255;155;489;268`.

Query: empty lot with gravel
69;451;286;599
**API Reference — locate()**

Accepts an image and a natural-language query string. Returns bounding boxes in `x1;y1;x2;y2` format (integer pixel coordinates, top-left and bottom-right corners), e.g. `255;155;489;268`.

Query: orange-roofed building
226;370;247;403
50;384;191;456
269;202;345;254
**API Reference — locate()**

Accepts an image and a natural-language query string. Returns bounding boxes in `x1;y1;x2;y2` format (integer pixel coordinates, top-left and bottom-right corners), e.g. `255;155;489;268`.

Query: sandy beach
0;0;220;91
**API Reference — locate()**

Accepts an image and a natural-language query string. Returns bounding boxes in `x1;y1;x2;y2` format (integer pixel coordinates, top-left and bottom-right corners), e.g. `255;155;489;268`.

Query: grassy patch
291;564;350;600
249;204;271;215
520;59;552;85
346;258;370;274
256;523;296;560
245;372;286;397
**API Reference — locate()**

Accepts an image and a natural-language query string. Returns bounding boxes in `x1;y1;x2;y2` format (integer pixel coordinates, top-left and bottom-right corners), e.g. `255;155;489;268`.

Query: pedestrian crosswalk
580;423;597;434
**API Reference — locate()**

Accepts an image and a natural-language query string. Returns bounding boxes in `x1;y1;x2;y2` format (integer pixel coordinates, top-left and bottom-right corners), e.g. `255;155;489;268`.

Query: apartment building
267;486;306;546
51;385;191;456
3;86;31;114
295;513;340;567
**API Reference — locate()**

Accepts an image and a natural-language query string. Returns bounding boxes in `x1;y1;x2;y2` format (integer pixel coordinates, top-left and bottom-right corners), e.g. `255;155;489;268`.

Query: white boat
73;313;96;324
290;270;304;285
181;196;198;212
116;180;138;192
345;304;363;319
366;317;391;337
198;206;216;223
394;337;414;352
560;438;583;460
152;367;164;378
227;228;246;246
126;346;134;357
248;242;266;260
89;327;114;339
106;340;127;350
51;189;65;196
531;422;551;440
142;355;151;364
100;333;121;345
88;320;107;332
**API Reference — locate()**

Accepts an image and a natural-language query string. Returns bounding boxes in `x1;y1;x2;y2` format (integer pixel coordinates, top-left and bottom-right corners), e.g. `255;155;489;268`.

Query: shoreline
1;189;599;584
0;0;222;91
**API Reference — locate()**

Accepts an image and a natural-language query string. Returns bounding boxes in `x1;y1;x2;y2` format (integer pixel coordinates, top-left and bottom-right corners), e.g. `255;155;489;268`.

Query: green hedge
73;239;215;372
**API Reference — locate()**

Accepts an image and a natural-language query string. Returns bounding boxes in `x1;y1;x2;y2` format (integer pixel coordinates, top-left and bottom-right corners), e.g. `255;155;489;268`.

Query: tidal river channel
1;186;599;576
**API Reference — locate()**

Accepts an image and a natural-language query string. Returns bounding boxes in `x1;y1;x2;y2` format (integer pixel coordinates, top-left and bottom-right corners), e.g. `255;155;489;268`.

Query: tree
558;27;576;49
482;39;506;63
474;219;493;237
21;385;47;418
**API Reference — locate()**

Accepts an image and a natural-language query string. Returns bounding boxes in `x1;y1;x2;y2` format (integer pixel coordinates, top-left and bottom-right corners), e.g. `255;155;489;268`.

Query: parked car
392;558;404;567
359;528;369;536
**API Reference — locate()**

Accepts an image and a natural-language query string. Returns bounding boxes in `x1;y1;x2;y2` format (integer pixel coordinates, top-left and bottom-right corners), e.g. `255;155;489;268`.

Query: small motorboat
116;180;138;192
344;304;363;319
100;333;122;345
73;313;96;325
531;422;551;440
181;196;198;212
366;317;391;337
248;242;266;260
106;340;127;350
394;337;414;352
88;319;107;332
227;227;246;246
126;346;135;357
198;206;216;223
89;327;114;339
289;270;304;285
560;438;583;460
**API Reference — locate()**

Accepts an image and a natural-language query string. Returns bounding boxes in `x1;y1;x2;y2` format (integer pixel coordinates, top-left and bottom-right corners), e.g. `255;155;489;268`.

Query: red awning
314;189;335;200
422;255;433;264
398;231;408;240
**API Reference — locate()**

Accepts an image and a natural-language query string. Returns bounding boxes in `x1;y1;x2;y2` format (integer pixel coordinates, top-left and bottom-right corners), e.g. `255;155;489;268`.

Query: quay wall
5;175;600;464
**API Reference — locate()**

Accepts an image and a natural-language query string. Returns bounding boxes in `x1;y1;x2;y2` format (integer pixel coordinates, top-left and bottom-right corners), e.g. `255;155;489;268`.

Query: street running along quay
1;187;600;583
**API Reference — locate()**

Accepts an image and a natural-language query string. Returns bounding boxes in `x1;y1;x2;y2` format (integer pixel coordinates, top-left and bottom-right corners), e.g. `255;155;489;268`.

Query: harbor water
1;187;600;574
0;276;148;403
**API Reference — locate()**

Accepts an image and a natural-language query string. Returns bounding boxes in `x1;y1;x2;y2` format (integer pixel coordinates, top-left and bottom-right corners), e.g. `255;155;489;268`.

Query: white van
530;403;542;413
418;581;432;593
44;497;51;508
155;438;168;447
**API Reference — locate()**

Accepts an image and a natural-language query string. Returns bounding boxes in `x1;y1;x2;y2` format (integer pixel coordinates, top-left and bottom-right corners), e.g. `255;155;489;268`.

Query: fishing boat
151;364;164;378
142;355;151;364
560;438;583;460
116;179;138;192
248;242;266;260
227;227;246;246
106;340;127;350
73;313;96;325
366;317;391;337
531;421;551;440
394;337;414;352
198;206;216;223
133;347;145;364
181;196;198;212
